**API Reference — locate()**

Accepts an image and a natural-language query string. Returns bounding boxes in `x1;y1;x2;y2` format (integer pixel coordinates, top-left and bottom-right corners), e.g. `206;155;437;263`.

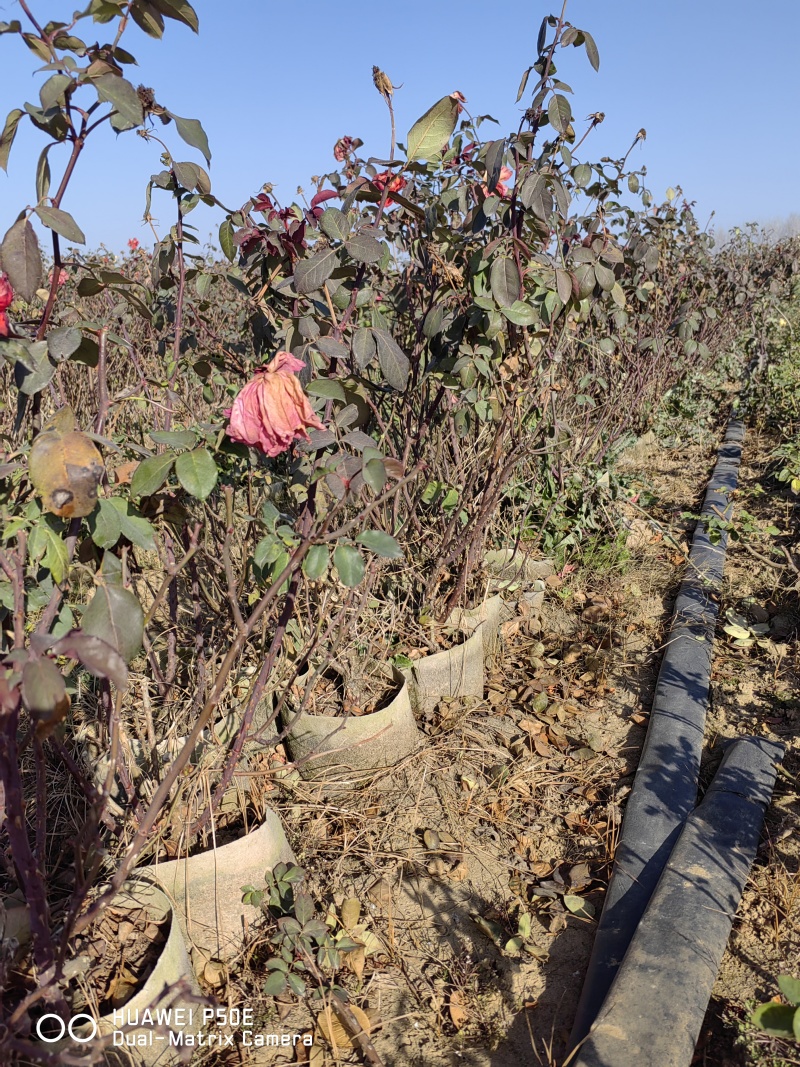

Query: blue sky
1;0;798;254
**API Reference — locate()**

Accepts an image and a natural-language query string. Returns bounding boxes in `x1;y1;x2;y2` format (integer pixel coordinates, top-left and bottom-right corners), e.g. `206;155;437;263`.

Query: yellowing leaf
564;894;595;919
29;406;104;518
406;94;460;162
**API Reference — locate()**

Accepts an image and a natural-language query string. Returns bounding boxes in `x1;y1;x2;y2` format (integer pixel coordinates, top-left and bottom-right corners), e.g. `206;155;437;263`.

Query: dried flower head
226;352;325;457
372;66;396;101
333;135;363;162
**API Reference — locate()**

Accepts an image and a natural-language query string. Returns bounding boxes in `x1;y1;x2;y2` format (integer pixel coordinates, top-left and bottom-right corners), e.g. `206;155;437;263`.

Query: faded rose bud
334;137;352;161
333;136;363;162
372;66;395;101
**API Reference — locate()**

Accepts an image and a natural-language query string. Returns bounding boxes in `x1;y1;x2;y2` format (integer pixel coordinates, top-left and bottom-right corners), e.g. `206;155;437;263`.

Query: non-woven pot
145;806;295;966
447;593;508;658
283;665;421;779
404;615;487;718
68;879;201;1067
483;550;553;617
483;548;554;586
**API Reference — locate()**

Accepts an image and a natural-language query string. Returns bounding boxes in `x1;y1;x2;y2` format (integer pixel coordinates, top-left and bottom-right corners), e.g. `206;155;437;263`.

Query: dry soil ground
198;419;797;1067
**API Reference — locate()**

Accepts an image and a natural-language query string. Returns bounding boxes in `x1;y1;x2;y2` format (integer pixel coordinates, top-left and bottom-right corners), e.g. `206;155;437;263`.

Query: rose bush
0;1;798;1061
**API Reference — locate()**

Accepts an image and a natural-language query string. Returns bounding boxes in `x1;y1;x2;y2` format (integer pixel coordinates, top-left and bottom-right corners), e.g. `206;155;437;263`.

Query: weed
751;977;800;1044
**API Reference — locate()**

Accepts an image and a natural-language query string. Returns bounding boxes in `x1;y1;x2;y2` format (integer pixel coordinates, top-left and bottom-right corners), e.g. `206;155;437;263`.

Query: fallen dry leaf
531;861;553;877
113;458;139;485
346;945;366;981
315;1003;372;1051
449;990;469;1030
367;878;393;907
582;603;611;624
449;861;469;882
203;960;226;989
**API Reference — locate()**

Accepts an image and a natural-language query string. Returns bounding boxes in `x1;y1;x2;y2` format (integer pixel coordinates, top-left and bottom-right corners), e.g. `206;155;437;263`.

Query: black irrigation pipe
567;416;782;1054
571;735;783;1067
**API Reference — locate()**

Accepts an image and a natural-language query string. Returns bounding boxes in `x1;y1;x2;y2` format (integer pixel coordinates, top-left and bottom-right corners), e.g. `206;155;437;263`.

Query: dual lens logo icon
35;1014;98;1043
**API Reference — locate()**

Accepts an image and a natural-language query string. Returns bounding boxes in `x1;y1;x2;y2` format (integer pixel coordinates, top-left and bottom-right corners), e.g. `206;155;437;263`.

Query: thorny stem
94;328;110;435
165;200;187;432
112;1;133;48
140;532;200;631
16;1;44;36
162;532;179;687
0;704;53;971
71;464;419;933
0;534;26;648
70;537;320;936
188;570;299;837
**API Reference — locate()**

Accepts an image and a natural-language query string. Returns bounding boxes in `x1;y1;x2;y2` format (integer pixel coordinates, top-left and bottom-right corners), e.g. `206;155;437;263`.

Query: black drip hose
569;419;749;1047
571;736;783;1067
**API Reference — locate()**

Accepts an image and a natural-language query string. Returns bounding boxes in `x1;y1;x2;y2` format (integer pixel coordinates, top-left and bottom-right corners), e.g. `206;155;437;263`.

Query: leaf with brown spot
113;458;141;485
29;406;104;518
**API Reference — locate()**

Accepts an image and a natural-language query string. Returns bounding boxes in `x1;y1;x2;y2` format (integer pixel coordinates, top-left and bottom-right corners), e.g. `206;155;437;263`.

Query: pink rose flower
128;238;140;251
47;267;68;287
226;351;325;457
481;166;514;200
0;272;13;337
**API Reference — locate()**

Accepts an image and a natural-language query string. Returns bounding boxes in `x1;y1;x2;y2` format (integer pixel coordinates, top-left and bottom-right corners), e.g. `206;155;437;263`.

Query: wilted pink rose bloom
481;166;514;200
333;136;362;162
495;166;514;199
0;271;13;337
47;267;68;287
226;351;325;457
